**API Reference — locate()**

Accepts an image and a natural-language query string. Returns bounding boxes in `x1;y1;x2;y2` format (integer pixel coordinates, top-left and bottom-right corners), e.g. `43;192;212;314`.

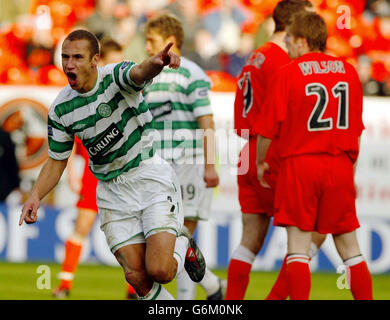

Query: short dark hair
288;11;328;52
145;13;184;49
64;29;100;57
100;39;122;60
273;0;313;33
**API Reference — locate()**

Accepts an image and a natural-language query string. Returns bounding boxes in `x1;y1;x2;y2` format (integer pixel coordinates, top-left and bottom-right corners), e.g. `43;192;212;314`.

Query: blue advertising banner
1;203;390;274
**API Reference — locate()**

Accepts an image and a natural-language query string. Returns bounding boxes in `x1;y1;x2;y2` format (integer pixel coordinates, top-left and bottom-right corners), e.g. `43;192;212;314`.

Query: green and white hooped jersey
143;57;212;162
48;61;155;181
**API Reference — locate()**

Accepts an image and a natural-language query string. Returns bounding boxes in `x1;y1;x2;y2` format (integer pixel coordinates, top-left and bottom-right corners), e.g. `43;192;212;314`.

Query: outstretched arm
130;42;180;85
19;157;68;225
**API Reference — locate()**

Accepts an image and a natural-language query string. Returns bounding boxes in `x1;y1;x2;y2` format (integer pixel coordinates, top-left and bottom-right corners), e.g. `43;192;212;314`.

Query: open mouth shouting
66;72;77;87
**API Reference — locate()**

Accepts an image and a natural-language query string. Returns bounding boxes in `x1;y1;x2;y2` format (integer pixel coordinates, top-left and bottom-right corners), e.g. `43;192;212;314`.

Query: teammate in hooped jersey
143;13;225;300
256;11;373;300
226;0;325;300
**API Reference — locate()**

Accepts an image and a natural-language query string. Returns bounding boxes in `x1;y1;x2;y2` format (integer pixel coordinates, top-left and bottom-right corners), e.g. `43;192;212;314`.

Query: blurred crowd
0;0;389;95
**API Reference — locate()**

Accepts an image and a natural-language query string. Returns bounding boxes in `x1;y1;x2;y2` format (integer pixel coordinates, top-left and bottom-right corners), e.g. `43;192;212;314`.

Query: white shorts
171;163;213;220
97;155;183;253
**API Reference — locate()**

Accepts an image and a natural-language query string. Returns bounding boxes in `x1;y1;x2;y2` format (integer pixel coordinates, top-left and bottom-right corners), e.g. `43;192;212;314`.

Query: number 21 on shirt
306;81;349;131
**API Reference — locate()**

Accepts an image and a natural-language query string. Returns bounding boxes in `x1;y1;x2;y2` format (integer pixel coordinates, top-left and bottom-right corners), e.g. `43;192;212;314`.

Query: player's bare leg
184;220;198;234
226;213;270;300
284;226;312;300
333;231;361;259
145;232;179;284
240;214;270;253
115;231;193;300
176;219;226;300
53;208;97;298
266;231;327;300
74;209;97;236
287;226;312;254
144;229;205;299
333;231;373;300
310;232;327;256
115;243;155;298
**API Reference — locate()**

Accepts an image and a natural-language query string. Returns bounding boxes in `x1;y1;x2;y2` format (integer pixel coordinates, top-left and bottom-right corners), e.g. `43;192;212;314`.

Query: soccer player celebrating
19;29;206;300
143;13;225;300
52;39;137;299
256;11;373;300
227;0;325;300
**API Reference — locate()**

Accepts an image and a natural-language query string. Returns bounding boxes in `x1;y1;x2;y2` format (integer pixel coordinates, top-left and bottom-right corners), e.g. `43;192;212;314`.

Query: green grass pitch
0;262;389;300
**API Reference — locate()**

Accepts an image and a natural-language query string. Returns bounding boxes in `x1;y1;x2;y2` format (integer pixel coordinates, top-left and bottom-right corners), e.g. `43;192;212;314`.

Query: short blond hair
145;13;184;49
288;11;328;52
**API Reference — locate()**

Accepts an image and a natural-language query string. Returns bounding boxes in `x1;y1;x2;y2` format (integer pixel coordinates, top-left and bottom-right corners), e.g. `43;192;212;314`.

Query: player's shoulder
53;85;75;103
180;57;210;81
333;56;359;80
338;56;359;74
50;85;78;118
275;59;295;77
246;47;267;67
319;52;353;66
101;61;135;76
99;63;115;75
241;42;289;73
100;61;126;74
258;42;285;56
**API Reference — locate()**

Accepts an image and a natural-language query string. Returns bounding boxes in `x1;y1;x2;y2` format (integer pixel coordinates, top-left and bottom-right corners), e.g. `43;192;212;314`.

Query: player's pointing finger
163;42;174;54
19;206;31;226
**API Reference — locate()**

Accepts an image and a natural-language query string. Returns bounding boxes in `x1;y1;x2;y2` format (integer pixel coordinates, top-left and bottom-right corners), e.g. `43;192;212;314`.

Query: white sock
173;235;189;276
199;267;220;296
138;282;174;300
344;255;364;266
308;242;319;259
286;254;310;265
176;270;196;300
231;245;256;264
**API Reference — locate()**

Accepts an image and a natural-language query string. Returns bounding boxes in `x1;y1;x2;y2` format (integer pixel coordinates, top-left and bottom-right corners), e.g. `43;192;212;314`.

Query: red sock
266;255;289;300
286;254;311;300
225;259;252;300
58;239;83;290
345;256;373;300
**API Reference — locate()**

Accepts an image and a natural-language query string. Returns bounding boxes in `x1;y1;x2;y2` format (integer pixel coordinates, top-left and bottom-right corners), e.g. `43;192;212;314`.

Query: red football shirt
74;136;98;211
75;136;89;167
255;52;364;162
234;42;291;137
74;136;95;193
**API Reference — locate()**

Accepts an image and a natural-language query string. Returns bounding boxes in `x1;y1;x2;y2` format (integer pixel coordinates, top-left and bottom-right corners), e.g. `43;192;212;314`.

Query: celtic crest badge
98;103;112;118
